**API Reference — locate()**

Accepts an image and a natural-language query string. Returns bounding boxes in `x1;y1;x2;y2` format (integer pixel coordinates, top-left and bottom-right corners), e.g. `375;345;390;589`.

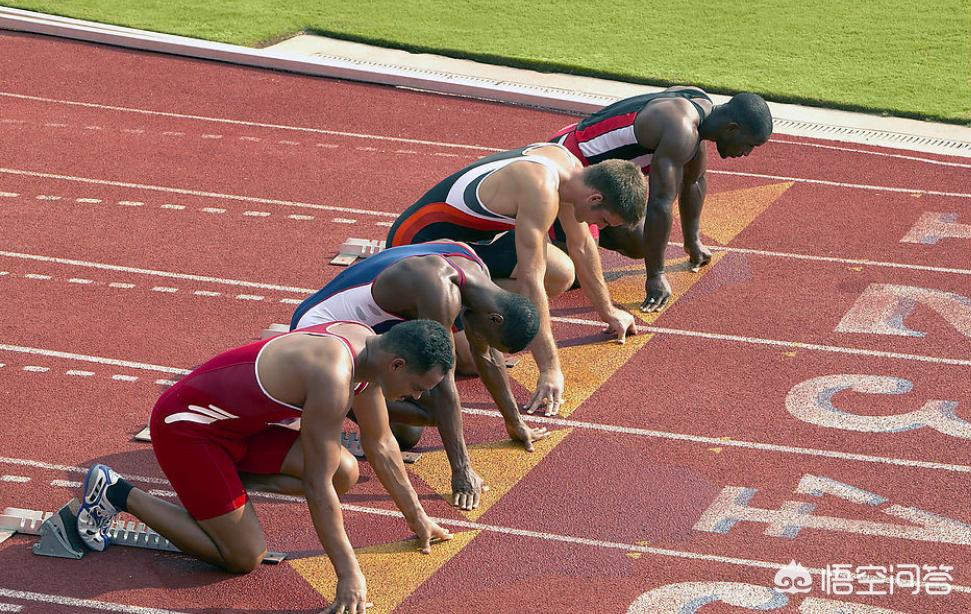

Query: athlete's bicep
300;368;352;481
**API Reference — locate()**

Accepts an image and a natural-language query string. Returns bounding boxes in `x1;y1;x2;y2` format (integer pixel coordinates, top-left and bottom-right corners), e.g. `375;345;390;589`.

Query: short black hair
726;93;773;141
381;319;454;373
583;160;647;225
494;291;539;352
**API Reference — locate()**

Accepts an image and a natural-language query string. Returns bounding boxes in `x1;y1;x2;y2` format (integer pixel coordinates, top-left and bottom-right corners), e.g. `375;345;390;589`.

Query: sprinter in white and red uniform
550;87;773;312
290;240;547;511
76;319;454;614
387;144;646;417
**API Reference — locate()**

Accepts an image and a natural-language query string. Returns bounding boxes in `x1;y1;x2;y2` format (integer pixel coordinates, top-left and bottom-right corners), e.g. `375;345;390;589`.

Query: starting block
133;426;152;442
0;500;287;563
330;238;386;266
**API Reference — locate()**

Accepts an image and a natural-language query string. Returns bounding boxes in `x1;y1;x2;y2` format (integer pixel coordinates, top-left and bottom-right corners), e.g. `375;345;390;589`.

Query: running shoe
76;463;122;551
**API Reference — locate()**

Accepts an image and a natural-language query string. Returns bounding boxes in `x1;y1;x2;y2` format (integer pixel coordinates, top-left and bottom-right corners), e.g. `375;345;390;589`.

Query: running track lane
1;30;971;605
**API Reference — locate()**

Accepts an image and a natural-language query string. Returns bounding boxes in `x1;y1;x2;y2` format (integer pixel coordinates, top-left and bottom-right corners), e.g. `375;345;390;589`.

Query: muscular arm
678;147;711;270
299;366;360;580
638;118;696;311
465;324;521;427
559;212;613;316
514;187;560;375
412;280;475;495
353;385;429;526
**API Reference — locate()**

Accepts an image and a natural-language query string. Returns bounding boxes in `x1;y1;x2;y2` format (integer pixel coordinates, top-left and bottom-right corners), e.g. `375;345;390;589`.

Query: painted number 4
694;474;971;545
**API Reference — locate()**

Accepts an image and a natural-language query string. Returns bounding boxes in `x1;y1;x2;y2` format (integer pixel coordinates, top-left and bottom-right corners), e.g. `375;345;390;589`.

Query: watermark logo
773;562;954;596
774;560;813;593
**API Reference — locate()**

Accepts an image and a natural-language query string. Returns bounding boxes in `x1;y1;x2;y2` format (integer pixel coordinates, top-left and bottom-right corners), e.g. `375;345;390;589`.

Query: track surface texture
1;31;969;614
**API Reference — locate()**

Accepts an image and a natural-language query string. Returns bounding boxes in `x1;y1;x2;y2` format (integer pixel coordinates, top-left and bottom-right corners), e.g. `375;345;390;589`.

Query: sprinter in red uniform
77;319;454;614
550;87;773;312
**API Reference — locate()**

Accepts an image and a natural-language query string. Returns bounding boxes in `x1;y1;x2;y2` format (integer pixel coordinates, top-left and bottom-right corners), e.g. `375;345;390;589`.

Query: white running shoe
76;463;122;551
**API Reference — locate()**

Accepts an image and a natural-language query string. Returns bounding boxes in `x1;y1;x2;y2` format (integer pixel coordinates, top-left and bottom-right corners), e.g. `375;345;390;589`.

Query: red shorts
150;412;299;521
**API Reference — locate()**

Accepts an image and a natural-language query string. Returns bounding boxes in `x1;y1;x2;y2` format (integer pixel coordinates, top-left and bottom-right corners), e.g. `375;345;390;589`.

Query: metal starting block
330;238;386;266
1;500;287;564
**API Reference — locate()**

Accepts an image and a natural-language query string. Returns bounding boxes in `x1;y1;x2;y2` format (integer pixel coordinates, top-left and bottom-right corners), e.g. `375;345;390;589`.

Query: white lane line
200;134;222;139
279;298;302;304
0;167;398;217
4;90;968;175
0;272;6;276
0;92;494;152
65;370;95;377
43;122;67;128
76;197;101;203
21;366;49;373
117;200;144;207
82;125;101;130
7;457;971;593
461;407;971;474
0;118;25;124
278;140;300;146
0;250;316;293
708;169;971;199
0;475;30;483
0;345;188;375
155;379;178;386
160;131;184;136
122;128;144;134
317;143;338;148
375;221;394;227
50;479;81;488
151;286;178;293
683;242;971;276
193;290;221;297
200;207;225;214
242;210;270;217
0;589;184;614
550;315;971;367
35;195;60;201
0;604;21;612
0;192;19;197
333;218;357;224
67;278;94;284
108;282;135;289
239;136;261;142
160;203;184;210
771;138;971;169
112;374;139;382
235;294;264;301
288;214;314;221
23;273;51;280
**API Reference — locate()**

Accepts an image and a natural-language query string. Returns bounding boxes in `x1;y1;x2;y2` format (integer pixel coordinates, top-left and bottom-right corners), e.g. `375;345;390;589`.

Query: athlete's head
576;160;647;228
377;319;454;401
711;93;773;159
463;289;539;353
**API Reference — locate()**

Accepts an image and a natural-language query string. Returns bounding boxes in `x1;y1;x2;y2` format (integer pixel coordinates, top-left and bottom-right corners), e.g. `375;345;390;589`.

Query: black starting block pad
330;238;385;266
0;500;287;564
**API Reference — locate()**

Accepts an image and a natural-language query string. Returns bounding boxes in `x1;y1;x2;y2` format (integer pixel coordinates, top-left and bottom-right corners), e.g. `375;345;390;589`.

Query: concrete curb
3;7;970;157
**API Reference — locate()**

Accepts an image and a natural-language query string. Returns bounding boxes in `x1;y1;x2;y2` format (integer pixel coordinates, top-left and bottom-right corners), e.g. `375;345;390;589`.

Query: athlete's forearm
642;199;675;277
521;276;560;373
678;175;707;247
427;378;472;473
474;347;525;428
363;432;428;524
305;481;361;578
568;231;615;318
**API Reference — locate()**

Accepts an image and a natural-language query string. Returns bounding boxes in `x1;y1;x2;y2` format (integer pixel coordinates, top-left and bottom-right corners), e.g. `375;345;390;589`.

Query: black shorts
467;231;519;279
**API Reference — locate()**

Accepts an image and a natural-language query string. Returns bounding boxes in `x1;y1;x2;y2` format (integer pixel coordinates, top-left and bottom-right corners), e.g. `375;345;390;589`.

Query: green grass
4;0;969;123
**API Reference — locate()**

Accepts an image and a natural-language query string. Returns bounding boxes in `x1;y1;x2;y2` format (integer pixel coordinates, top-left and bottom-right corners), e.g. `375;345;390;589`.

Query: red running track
1;30;970;614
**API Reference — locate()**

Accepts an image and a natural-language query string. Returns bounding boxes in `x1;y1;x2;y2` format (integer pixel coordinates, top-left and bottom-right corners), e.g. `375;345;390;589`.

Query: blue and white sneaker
76;463;122;552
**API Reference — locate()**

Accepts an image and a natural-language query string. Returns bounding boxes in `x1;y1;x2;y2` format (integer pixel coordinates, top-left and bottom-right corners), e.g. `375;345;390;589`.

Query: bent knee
333;450;360;495
545;261;576;297
223;546;266;573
